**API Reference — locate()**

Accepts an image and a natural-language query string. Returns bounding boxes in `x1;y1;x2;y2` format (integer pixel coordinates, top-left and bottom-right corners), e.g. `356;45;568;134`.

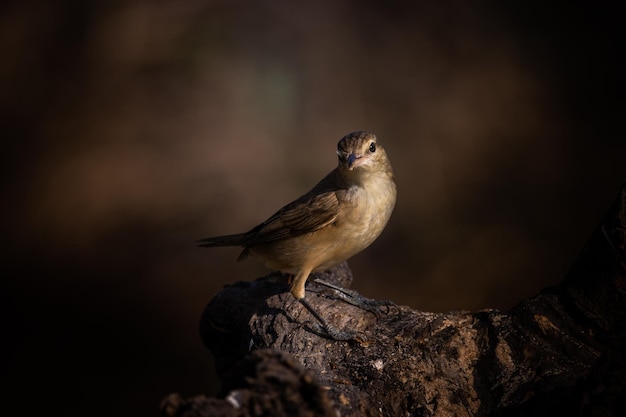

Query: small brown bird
198;131;396;339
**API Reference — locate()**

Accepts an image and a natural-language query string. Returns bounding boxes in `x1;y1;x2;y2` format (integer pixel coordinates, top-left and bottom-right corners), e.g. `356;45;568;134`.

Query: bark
162;183;626;417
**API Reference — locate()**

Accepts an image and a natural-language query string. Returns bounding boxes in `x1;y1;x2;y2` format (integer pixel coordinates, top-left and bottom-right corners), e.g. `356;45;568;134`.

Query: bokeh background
2;1;624;415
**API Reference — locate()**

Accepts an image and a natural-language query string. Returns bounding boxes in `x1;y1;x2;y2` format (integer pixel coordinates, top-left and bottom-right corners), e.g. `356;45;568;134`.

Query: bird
198;131;397;339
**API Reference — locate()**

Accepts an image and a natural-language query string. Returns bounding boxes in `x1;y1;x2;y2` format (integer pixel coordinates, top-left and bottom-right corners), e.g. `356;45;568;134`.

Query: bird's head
336;131;392;178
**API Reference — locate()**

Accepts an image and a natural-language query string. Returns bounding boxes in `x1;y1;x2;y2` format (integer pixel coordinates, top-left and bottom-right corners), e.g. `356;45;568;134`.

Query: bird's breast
343;177;395;239
312;175;395;269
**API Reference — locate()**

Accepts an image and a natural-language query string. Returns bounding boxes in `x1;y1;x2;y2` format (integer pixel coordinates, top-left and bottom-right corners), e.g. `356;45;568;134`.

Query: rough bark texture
162;183;626;417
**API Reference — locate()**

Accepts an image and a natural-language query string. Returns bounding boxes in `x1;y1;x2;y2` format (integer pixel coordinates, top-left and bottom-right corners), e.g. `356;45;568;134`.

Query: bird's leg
311;278;397;317
290;269;356;341
297;297;356;341
289;270;309;300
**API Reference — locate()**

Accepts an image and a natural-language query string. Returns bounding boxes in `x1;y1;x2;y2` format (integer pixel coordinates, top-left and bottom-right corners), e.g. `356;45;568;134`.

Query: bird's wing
244;190;340;245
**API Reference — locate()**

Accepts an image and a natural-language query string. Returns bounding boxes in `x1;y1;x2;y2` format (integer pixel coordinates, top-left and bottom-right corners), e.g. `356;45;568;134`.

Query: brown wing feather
243;191;340;245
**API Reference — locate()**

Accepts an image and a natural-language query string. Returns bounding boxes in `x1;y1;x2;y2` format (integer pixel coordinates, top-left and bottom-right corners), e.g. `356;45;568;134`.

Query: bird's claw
309;322;358;341
312;278;399;317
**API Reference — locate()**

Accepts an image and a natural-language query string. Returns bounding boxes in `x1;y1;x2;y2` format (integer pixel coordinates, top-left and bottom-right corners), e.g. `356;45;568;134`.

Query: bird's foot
312;278;398;318
297;298;358;341
310;322;359;341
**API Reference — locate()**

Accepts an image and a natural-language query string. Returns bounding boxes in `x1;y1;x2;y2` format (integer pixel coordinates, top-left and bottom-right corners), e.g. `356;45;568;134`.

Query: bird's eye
369;142;376;153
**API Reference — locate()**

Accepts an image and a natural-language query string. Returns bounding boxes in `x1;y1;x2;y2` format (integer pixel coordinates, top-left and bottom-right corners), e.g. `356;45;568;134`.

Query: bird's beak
348;153;362;169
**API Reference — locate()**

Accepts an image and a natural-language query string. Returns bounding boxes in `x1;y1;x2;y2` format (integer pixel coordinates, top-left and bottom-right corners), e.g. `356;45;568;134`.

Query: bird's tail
196;233;248;248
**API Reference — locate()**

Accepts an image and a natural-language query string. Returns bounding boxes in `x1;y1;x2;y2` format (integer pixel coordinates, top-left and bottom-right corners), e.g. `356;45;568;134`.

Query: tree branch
163;183;626;417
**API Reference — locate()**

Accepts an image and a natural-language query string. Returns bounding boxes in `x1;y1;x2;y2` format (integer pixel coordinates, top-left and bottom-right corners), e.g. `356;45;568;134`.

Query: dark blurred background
1;0;624;415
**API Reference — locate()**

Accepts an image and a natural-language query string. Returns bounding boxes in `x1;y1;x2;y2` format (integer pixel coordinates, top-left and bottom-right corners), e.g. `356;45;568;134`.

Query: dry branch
162;183;626;417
